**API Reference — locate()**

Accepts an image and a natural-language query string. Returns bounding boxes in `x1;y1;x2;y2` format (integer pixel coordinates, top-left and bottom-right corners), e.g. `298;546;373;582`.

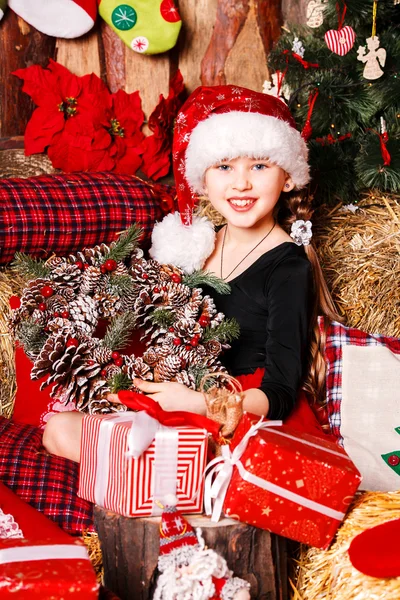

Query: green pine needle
183;271;231;295
11;252;51;280
15;321;47;355
105;225;142;262
108;275;134;296
203;318;240;343
102;312;137;351
150;308;175;328
107;372;133;394
188;366;218;392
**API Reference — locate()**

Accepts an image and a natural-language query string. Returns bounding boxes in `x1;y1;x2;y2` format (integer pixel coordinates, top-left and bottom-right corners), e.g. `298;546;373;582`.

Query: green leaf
104;225;142;262
183;270;231;295
102;312;137;351
107;372;133;393
202;318;240;343
11;252;51;279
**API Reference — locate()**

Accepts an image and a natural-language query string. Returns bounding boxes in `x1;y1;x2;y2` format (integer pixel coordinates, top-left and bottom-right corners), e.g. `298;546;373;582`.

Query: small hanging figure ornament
306;0;328;28
357;36;386;79
262;72;290;102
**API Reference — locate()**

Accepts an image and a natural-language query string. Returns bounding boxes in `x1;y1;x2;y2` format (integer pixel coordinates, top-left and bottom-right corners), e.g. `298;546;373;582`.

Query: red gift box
205;413;361;549
0;482;99;598
78;411;208;517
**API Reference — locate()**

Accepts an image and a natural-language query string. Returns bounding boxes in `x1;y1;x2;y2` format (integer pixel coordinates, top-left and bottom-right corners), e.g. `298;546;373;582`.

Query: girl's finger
107;393;122;404
134;378;163;393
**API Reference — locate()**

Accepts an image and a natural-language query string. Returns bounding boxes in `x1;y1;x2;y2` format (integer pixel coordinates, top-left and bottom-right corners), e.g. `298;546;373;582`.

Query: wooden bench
94;506;288;600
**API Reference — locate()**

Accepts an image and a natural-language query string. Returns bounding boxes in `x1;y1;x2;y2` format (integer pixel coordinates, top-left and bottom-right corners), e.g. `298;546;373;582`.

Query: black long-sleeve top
203;242;313;420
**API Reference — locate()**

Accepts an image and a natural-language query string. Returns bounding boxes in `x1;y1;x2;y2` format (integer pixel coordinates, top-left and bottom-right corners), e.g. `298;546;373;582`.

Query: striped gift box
78;414;208;517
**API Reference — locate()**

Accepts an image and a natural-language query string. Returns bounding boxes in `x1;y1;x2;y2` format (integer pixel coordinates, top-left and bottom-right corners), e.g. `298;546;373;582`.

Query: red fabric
0;417;93;535
235;368;336;442
172;85;297;225
0;172;175;264
348;518;400;578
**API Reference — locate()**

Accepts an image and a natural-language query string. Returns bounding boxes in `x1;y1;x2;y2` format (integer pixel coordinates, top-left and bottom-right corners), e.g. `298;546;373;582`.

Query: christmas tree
267;0;400;205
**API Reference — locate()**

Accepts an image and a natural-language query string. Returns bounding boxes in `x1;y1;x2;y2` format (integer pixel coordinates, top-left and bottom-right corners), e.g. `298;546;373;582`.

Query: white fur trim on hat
185;111;310;191
149;212;216;274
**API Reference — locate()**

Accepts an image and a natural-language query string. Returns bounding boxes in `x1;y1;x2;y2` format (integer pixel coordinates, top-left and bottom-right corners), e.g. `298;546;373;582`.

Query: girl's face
203;157;294;229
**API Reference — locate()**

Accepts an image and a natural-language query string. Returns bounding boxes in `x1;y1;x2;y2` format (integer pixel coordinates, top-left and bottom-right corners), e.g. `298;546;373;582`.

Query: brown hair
277;192;343;405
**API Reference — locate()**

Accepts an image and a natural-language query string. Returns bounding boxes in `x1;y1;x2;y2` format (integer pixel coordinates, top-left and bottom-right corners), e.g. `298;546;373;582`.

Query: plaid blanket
0;172;175;264
0;417;93;536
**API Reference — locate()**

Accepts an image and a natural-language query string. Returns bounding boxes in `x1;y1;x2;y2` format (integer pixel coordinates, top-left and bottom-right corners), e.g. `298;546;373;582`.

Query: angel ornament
306;0;328;28
357;36;387;80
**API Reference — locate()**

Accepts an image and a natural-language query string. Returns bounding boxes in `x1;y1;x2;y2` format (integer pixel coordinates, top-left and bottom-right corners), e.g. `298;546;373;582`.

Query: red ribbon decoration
301;89;320;141
282;50;319;70
118;390;222;440
315;132;352;145
336;1;347;30
379;131;391;166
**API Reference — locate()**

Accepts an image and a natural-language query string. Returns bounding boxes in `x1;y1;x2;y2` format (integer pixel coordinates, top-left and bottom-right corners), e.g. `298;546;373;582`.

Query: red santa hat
157;499;201;573
150;84;310;273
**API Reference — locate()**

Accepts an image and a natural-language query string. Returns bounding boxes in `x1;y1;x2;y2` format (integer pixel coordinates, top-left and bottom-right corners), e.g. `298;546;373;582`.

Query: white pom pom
149;212;216;274
163;494;178;507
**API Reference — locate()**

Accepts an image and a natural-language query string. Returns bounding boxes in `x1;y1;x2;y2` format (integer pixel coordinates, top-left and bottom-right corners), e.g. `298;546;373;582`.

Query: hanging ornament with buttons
306;0;328;28
324;1;356;56
357;1;386;80
381;428;400;475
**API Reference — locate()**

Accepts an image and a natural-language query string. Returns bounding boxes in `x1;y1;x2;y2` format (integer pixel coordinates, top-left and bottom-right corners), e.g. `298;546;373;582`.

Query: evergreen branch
105;225;142;262
11;252;51;279
183;271;231;295
15;321;47;355
102;312;137;351
189;366;218;392
107;372;133;394
150;308;175;328
203;318;240;343
108;275;134;296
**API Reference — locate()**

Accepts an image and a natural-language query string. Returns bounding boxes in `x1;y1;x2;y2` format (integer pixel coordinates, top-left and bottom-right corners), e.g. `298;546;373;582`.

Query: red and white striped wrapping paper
78;413;208;517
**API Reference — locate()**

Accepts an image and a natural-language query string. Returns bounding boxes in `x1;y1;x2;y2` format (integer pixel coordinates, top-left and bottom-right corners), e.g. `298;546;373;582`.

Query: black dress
203;242;313;420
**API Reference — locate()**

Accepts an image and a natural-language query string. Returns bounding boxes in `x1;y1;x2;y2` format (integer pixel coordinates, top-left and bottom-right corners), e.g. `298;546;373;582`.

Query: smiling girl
43;85;339;462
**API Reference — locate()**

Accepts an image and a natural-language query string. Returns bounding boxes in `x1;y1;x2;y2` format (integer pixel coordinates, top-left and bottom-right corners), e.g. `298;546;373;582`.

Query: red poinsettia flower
141;70;185;180
104;89;146;175
13;60;111;157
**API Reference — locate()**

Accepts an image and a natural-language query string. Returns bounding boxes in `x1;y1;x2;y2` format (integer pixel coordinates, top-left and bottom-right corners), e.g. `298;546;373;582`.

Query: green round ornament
112;4;137;30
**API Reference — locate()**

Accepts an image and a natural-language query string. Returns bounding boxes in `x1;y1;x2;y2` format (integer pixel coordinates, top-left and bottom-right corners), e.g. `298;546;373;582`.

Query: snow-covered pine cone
142;347;158;367
114;263;129;276
86;396;128;415
92;346;113;365
159;264;184;281
130;257;160;286
93;292;121;318
203;340;223;356
45;256;64;269
162;281;191;307
31;333;68;380
153;355;182;382
125;356;153;381
175;370;196;389
57;286;76;302
50;262;82;291
68;295;98;335
175;288;203;321
46;294;69;314
21;278;52;309
79;266;102;296
173;317;202;341
31;308;49;327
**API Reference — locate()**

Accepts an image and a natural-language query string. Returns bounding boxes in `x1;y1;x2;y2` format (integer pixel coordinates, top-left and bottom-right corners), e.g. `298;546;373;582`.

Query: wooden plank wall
0;0;306;140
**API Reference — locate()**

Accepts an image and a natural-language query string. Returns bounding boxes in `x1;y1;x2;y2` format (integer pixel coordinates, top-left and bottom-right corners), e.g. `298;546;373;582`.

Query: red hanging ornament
9;296;21;310
301;89;319;141
324;2;356;56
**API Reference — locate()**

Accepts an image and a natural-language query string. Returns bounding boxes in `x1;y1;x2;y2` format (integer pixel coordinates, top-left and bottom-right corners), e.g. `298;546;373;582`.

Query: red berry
100;369;108;378
185;345;192;351
111;351;121;360
100;265;107;274
104;259;118;272
173;338;182;346
40;285;54;298
9;296;21;310
162;286;168;292
83;263;90;270
142;273;149;280
168;327;175;333
38;302;47;312
199;316;210;327
66;337;79;348
388;454;400;466
153;287;160;294
44;326;50;333
190;337;199;347
171;273;182;283
75;261;84;270
61;311;70;319
87;360;95;366
54;312;60;318
114;357;124;367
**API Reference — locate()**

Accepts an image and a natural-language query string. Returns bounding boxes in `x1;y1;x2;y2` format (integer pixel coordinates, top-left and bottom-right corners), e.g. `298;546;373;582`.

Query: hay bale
293;491;400;600
313;192;400;337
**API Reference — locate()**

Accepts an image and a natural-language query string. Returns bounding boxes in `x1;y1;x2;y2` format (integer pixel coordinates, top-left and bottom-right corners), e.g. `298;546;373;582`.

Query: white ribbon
204;417;346;522
0;544;89;565
93;411;179;514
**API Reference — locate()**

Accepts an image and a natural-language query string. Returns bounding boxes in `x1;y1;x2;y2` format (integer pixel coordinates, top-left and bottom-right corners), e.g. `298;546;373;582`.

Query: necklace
220;221;276;281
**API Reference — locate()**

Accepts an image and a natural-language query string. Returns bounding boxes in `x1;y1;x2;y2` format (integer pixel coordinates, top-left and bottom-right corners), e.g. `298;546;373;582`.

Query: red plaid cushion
321;318;400;441
0;172;175;264
0;416;93;536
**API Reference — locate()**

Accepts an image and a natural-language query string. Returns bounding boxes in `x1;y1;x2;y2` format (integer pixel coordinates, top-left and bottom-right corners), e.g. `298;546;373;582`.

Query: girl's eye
216;164;231;171
253;163;268;170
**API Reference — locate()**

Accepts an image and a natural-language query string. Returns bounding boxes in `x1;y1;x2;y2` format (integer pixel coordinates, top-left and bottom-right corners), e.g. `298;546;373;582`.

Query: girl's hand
107;379;207;415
